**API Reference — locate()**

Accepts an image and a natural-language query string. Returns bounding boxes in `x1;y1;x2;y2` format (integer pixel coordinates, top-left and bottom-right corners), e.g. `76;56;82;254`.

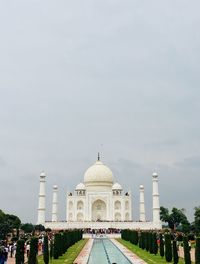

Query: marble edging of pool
73;239;94;264
111;239;147;264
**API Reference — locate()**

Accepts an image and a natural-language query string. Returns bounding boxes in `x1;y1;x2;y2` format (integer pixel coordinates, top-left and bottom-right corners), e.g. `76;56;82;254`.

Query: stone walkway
111;239;147;264
7;254;28;264
73;238;94;264
7;250;42;264
178;246;195;262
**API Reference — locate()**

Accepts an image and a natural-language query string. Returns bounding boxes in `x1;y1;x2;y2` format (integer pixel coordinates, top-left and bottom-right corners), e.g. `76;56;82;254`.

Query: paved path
73;239;94;264
111;239;147;264
7;250;43;264
178;246;195;262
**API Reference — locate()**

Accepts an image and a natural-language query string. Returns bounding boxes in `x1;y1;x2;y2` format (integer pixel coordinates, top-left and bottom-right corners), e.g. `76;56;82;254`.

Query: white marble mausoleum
37;155;162;230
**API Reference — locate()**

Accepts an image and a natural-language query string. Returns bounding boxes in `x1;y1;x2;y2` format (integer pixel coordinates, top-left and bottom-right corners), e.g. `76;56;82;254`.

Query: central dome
84;160;114;185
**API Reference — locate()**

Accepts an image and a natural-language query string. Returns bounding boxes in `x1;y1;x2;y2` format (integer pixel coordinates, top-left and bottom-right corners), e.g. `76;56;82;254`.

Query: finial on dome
97;152;100;161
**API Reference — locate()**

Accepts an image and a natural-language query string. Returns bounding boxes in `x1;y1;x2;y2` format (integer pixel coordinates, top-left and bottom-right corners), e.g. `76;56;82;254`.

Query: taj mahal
37;155;162;230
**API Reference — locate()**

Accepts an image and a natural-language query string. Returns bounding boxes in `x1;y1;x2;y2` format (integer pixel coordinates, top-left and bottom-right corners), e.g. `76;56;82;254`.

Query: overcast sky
0;0;200;223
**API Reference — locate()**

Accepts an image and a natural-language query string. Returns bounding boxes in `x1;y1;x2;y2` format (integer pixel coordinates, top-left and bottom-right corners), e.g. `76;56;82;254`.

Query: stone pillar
139;185;146;222
152;172;160;223
37;171;46;225
52;185;58;222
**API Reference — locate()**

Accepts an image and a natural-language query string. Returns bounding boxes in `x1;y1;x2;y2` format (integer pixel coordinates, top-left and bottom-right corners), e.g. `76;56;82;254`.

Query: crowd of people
0;240;38;264
0;242;16;264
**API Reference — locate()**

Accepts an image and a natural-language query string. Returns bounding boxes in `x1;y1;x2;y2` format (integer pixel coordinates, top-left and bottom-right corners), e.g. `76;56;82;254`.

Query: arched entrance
92;199;106;221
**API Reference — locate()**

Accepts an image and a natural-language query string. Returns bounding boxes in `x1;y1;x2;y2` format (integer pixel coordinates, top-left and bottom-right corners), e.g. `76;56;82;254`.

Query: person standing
26;243;30;258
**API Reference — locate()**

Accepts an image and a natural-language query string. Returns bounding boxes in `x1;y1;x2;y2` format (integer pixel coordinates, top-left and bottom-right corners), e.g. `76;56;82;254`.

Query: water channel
87;238;133;264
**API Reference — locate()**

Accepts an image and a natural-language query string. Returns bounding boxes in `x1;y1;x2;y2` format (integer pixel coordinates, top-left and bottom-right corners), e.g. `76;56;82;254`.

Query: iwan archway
92;199;106;221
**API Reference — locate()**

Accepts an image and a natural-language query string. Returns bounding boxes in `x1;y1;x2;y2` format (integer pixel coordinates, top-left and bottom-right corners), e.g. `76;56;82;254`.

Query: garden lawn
117;239;194;264
37;239;88;264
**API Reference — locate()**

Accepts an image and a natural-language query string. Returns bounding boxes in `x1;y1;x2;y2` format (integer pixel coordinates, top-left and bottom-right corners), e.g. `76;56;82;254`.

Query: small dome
75;182;86;190
112;182;122;190
140;185;144;189
84;160;114;185
152;172;158;177
40;171;46;177
53;185;58;190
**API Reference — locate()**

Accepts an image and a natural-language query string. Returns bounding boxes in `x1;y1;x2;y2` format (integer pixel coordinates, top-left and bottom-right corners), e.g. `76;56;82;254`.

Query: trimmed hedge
53;229;82;260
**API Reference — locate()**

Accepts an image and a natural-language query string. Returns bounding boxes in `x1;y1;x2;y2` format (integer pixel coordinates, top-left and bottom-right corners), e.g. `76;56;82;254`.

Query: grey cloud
0;0;200;223
174;156;200;168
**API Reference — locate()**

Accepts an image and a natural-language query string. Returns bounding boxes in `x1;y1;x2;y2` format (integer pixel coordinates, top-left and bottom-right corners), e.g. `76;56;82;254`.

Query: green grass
117;239;193;264
37;239;88;264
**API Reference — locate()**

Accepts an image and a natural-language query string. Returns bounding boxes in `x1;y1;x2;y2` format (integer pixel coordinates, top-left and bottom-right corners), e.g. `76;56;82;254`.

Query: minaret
52;185;58;222
37;171;46;225
139;185;146;222
152;172;160;223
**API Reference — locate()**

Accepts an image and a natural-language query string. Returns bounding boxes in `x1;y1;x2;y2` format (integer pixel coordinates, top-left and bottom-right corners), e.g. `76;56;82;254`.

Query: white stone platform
44;220;162;230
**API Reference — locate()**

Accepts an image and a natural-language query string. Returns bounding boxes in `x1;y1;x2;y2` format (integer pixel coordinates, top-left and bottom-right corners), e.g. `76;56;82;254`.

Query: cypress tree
149;232;154;254
173;240;179;264
135;231;139;245
53;233;60;259
28;237;38;264
195;237;200;264
145;232;149;252
159;233;164;257
183;236;191;264
141;232;145;250
153;233;158;255
15;239;25;264
43;235;49;264
165;233;172;262
49;240;53;260
139;232;142;248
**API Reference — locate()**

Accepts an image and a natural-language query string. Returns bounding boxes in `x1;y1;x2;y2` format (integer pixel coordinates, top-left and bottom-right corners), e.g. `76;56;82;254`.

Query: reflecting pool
87;238;132;264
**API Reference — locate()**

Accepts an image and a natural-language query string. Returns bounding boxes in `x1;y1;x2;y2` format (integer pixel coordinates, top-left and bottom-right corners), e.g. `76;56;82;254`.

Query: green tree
43;235;49;264
183;236;191;264
172;240;179;264
20;223;34;233
160;206;190;231
34;224;45;232
165;233;172;262
4;214;21;229
0;210;5;223
195;237;200;264
0;222;11;240
194;207;200;234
